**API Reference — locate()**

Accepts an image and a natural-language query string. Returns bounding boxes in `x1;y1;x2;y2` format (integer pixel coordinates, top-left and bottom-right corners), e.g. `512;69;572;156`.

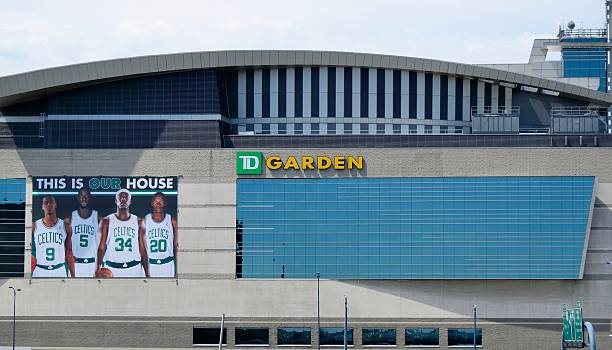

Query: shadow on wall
513;88;590;128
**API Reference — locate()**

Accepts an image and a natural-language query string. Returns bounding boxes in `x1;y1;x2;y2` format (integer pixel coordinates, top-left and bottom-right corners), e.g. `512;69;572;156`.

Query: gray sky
0;0;607;77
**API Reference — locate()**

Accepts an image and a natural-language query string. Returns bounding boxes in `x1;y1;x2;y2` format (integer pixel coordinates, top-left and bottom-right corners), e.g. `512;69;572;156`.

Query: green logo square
236;151;263;175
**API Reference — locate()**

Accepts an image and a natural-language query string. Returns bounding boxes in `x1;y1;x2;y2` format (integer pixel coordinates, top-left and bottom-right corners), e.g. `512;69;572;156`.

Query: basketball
97;268;113;278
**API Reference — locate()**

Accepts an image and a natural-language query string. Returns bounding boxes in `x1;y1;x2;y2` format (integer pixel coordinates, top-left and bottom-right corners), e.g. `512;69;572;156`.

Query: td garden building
3;38;612;349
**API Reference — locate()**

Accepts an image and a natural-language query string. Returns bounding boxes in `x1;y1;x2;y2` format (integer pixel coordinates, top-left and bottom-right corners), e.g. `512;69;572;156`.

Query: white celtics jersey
71;210;99;259
33;218;67;266
104;214;140;263
145;214;174;260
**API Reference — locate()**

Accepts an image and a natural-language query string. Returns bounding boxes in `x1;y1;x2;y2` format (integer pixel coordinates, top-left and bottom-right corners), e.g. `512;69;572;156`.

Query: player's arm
31;221;37;274
64;223;75;278
96;217;109;276
139;218;149;277
172;216;178;277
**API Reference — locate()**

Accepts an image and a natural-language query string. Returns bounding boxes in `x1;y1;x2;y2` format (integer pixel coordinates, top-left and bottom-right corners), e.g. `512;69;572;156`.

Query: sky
0;0;607;77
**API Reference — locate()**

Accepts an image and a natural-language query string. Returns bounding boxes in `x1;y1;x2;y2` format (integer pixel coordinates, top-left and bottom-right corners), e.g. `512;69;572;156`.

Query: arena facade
2;5;612;350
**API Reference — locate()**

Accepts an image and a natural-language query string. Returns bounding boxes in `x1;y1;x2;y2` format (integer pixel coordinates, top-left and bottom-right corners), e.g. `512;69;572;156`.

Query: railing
550;106;609;134
558;28;607;39
471;106;520;118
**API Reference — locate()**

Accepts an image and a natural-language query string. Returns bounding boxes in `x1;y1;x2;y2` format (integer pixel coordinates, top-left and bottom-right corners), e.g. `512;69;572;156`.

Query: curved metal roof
1;50;611;108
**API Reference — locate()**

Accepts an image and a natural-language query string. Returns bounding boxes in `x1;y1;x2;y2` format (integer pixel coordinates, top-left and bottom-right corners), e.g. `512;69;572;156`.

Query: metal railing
558;28;607;39
471;106;520;118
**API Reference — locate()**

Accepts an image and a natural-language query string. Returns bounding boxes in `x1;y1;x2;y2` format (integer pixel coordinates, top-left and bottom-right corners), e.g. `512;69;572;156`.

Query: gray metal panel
252;51;262;66
3;50;612;108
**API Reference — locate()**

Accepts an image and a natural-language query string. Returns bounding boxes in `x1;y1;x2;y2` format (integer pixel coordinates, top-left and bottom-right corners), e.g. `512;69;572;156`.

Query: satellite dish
568;21;576;30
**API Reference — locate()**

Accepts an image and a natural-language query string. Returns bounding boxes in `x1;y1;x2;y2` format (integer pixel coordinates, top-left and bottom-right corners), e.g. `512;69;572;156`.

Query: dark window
425;73;433;119
320;328;353;346
0;179;25;278
440;75;448;120
262;69;270;118
362;328;396;346
498;85;506;110
246;70;254;118
311;67;319;118
47;70;221;115
360;68;369;117
261;123;270;134
440;125;448;134
377;69;385;118
327;67;336;118
294;123;303;135
235;328;269;345
409;72;417;119
455;77;463;121
424;125;433;134
405;328;439;346
311;123;319;135
409;124;417;133
393;124;401;134
278;123;287;134
295;67;303;118
344;67;352;117
360;123;369;134
470;79;478;112
484;82;492;107
393;70;401;118
278;68;287;118
246;124;254;132
327;123;336;134
344;123;352;134
377;123;385;134
193;328;227;345
278;327;311;346
448;328;482;347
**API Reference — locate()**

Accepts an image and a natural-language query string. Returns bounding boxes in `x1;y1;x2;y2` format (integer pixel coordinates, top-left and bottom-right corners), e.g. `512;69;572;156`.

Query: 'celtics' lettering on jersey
105;214;141;263
71;210;99;260
33;218;67;266
145;214;174;259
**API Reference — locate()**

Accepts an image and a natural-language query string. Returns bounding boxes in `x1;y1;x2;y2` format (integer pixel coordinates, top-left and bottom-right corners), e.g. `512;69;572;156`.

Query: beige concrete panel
592;207;612;227
178;183;235;206
595;183;612;204
178;250;235;275
587;229;612;248
180;227;234;251
180;206;234;228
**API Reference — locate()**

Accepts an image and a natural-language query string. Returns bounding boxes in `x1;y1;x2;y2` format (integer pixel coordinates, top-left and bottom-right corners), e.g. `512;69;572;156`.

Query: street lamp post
316;272;321;350
8;286;21;350
473;305;478;350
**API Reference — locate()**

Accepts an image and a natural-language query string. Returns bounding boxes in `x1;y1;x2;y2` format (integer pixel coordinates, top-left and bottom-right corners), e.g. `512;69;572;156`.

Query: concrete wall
0;148;611;349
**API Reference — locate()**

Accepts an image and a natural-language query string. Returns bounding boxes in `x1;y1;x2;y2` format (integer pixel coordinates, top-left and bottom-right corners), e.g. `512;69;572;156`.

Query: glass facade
235;328;269;345
561;38;607;92
0;178;26;278
320;328;353;346
362;328;396;346
405;328;439;346
236;177;594;279
448;328;482;347
277;327;311;345
48;70;222;115
192;328;227;345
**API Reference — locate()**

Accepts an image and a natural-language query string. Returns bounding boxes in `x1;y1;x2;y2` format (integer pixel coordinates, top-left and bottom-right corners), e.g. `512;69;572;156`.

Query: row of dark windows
0;202;26;278
240;67;505;119
236;123;462;135
193;327;482;347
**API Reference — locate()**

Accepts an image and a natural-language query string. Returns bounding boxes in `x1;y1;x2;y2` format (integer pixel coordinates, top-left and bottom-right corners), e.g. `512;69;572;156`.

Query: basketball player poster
31;176;178;279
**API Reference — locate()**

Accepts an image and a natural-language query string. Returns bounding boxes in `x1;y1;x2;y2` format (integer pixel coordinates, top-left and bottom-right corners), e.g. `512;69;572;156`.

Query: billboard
31;176;178;278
